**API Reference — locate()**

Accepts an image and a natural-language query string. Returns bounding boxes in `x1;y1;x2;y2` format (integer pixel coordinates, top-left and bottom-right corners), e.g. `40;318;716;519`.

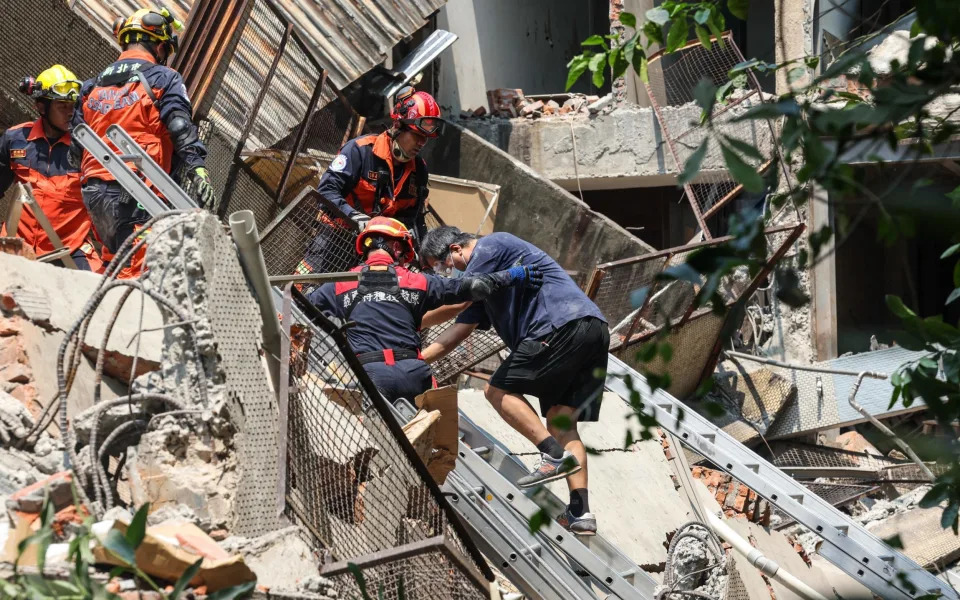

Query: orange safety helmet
356;217;416;264
390;87;444;137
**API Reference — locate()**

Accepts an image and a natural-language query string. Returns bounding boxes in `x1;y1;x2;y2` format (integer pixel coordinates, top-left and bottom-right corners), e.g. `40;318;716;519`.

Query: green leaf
722;136;765;162
706;10;725;49
581;34;607;47
592;68;605;89
693;79;717;114
103;529;136;567
720;143;765;193
619;12;637;28
775;268;810;308
638;55;649;83
954;261;960;288
565;56;589;91
666;19;689;53
644;21;665;47
920;483;950;508
659;344;673;362
528;509;548;534
550;414;572;431
942;501;959;534
646;7;670;25
694;9;710;25
787;67;806;83
347;564;371;599
207;581;257;600
728;0;750;20
946;288;960;306
947;185;960;208
886;295;917;320
678;140;709;186
169;558;203;600
694;25;712;49
125;504;149;550
588;52;607;73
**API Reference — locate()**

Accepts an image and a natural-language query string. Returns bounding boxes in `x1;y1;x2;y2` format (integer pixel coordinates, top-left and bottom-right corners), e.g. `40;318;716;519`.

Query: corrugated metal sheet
70;0;445;89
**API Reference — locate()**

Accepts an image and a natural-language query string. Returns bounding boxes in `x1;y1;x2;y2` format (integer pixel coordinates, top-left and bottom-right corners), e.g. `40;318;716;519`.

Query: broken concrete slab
0;253;165;362
219;526;320;593
459;389;696;576
458;102;775;191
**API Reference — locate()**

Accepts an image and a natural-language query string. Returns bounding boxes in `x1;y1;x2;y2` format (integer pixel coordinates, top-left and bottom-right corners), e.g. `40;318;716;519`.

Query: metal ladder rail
446;466;604;599
605;355;956;600
452;415;656;600
105;125;198;210
72;124;172;217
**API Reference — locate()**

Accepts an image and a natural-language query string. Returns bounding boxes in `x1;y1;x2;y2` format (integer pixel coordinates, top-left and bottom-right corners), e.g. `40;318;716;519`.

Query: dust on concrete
219;526;326;594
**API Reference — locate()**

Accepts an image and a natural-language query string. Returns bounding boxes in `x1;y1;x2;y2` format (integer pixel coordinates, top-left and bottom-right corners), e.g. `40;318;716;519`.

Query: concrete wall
420;123;654;278
457;100;775;191
436;0;608;113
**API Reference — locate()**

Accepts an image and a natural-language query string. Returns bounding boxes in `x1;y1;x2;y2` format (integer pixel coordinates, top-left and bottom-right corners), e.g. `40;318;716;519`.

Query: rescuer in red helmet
296;87;444;275
307;217;541;404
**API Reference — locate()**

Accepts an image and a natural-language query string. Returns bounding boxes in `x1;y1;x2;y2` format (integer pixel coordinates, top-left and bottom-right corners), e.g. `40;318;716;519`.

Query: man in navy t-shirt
421;227;609;536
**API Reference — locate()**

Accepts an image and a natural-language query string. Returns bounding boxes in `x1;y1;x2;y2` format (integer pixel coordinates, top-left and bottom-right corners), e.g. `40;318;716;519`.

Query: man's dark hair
420;226;477;261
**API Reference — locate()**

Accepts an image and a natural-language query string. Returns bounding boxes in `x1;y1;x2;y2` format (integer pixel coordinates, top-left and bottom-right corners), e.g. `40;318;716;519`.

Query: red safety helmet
391;87;444;138
356;217;416;264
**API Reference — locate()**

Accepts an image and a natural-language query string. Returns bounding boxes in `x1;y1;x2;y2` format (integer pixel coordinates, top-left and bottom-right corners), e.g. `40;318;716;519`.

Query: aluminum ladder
72;123;198;214
605;354;957;600
443;413;658;600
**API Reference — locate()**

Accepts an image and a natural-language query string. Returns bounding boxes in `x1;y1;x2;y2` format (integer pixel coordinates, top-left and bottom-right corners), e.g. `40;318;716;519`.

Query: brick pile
459;88;608;120
691;465;771;525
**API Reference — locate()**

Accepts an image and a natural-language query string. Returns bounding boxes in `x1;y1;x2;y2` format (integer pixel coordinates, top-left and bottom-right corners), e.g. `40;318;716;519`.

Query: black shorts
489;317;609;422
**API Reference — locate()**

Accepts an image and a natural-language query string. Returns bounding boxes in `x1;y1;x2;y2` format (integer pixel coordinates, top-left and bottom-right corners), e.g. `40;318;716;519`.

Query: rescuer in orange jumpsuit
0;65;102;271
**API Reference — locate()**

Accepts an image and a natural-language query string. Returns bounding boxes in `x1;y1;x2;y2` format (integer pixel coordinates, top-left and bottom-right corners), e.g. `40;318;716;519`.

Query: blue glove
508;265;543;290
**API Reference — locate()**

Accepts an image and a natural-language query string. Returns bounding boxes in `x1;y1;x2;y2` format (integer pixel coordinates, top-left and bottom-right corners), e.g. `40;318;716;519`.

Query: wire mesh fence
586;224;804;350
282;288;492;599
644;33;780;238
586;224;804;398
770;441;909;472
197;0;361;228
771;482;878;529
260;188;360;294
422;321;506;384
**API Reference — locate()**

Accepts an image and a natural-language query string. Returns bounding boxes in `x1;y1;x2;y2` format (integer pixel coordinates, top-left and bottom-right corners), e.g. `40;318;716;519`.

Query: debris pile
458;88;615;120
0;212;332;597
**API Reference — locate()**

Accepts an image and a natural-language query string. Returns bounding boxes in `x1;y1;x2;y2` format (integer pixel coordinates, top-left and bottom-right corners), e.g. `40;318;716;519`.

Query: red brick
0;362;31;384
0;336;25;366
0;318;20;336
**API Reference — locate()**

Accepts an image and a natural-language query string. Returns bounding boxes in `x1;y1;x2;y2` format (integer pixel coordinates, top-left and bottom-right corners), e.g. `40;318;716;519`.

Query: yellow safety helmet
19;65;81;102
113;7;182;52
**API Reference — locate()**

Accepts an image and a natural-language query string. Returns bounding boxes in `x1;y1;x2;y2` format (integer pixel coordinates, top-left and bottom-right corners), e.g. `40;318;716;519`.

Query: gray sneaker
516;450;581;488
557;507;597;536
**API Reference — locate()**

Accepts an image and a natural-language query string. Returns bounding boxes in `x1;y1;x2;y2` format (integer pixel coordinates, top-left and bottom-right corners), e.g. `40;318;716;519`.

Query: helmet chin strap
391;136;414;163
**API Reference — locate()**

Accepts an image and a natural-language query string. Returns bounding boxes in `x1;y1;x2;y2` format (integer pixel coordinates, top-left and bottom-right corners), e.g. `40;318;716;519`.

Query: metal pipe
229;210;282;394
848;371;936;482
268;272;358;284
705;512;829;600
726;349;884;378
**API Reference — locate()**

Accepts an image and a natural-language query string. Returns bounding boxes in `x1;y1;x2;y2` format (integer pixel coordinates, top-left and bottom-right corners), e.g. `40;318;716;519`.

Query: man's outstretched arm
422;322;478;363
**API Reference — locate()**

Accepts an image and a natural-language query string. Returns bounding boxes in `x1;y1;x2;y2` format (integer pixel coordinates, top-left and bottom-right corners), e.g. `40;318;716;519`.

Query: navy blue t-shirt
455;232;606;350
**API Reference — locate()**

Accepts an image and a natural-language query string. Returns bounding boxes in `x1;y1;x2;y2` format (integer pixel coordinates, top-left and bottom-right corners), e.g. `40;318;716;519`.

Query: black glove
350;212;371;230
461;264;544;301
182;166;214;209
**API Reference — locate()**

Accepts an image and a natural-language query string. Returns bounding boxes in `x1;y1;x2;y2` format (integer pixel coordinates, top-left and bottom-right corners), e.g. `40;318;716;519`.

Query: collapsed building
0;0;958;599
